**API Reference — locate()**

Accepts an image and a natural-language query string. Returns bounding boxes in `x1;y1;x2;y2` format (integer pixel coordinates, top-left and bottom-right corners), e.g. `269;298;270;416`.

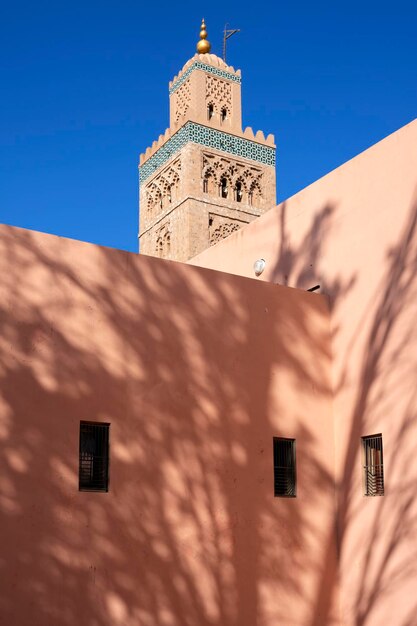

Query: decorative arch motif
202;166;217;194
234;177;246;203
205;76;232;120
146;191;154;213
219;175;230;199
155;222;171;258
202;153;263;205
143;158;181;219
174;79;191;123
207;101;216;121
248;177;263;206
209;214;247;246
220;106;229;123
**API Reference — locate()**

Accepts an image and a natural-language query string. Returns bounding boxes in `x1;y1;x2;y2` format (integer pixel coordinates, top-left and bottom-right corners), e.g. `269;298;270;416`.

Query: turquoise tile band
140;122;275;184
170;62;241;95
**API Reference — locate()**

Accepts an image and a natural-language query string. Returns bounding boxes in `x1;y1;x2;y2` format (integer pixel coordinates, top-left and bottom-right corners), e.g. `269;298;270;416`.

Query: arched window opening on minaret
235;181;243;203
220;177;228;199
203;170;216;194
249;182;261;207
221;107;228;124
208;103;214;120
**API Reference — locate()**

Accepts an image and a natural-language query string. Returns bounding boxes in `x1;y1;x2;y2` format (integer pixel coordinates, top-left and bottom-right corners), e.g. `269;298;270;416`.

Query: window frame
362;433;384;497
273;437;297;498
79;421;110;492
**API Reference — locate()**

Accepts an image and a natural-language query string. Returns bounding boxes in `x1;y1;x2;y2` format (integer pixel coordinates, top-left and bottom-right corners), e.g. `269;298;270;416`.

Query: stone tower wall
169;67;242;134
140;141;275;262
139;53;276;261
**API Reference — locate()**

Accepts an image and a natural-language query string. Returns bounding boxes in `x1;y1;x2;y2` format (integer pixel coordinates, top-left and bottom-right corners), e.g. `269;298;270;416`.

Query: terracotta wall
0;224;335;626
190;119;417;626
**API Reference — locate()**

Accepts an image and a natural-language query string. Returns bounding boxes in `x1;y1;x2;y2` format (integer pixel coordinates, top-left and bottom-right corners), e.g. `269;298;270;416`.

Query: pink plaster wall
190;119;417;626
0;225;335;626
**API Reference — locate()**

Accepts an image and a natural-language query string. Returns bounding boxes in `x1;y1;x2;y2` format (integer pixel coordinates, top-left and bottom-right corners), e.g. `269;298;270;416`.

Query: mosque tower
138;20;276;262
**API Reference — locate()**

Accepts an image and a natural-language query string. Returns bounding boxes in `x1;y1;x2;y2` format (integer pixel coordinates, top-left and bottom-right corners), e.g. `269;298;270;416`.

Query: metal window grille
273;437;296;497
362;434;384;496
79;421;109;492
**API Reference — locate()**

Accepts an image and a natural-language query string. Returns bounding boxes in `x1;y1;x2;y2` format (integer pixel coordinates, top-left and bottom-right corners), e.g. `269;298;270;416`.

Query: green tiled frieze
140;122;275;184
170;62;241;94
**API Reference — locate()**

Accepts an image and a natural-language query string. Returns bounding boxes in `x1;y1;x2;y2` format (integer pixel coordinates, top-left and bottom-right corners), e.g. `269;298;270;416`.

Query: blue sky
1;0;416;252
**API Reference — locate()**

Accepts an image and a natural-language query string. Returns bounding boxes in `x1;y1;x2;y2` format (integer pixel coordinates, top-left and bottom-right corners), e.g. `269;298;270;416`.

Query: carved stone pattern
155;222;171;257
144;158;181;219
140;121;276;184
202;153;263;204
174;79;191;122
209;215;246;246
206;76;232;112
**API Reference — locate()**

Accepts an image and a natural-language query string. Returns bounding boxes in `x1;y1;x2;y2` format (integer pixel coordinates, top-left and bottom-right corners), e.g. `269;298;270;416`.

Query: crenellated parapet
139;122;275;184
140;123;275;171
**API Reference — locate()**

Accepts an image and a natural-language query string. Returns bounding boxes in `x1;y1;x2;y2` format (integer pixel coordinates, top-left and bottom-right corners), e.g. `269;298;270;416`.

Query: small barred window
362;434;384;496
273;437;296;497
79;422;110;492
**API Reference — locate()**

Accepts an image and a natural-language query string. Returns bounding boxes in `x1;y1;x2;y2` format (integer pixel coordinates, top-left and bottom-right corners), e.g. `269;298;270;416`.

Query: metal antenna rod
223;23;240;62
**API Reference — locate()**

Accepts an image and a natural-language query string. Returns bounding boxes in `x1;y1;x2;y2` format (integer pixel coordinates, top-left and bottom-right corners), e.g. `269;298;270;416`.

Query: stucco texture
0;225;335;626
190;119;417;626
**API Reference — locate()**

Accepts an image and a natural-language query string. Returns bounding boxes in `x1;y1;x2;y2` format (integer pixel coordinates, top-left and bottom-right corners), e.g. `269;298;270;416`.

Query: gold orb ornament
196;19;211;54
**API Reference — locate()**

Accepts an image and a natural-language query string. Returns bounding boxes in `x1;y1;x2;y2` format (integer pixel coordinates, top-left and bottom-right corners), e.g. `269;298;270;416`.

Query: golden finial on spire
196;18;211;54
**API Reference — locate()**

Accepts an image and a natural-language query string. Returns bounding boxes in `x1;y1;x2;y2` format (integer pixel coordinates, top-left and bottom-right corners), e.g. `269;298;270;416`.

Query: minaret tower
139;20;276;262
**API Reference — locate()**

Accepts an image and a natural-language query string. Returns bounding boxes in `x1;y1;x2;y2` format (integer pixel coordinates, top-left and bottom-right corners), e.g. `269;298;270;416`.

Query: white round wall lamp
253;258;266;277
